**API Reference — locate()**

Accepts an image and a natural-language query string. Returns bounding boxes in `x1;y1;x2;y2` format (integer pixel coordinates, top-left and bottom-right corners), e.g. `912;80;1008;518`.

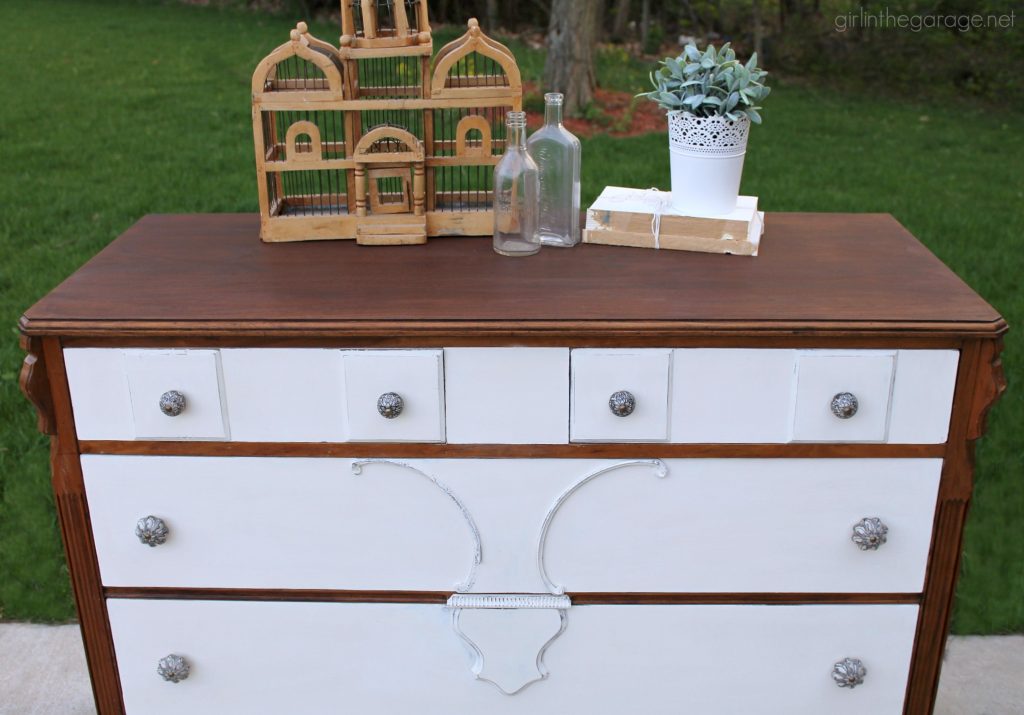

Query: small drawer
342;350;444;442
571;349;671;442
124;350;227;440
791;351;896;442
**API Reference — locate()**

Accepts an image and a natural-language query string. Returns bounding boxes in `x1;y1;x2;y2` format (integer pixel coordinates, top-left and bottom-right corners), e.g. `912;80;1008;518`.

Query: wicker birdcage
251;2;523;244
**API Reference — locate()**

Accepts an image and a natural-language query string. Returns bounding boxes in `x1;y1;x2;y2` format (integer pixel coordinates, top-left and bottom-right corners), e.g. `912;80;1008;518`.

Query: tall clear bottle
527;93;582;247
493;111;540;257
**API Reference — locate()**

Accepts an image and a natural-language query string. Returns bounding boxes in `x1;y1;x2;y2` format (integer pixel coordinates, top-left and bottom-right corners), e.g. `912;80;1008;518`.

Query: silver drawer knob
830;392;858;419
135;515;169;547
377;392;404;419
852;517;888;551
157;654;190;683
832;657;866;689
159;390;187;417
608;390;636;417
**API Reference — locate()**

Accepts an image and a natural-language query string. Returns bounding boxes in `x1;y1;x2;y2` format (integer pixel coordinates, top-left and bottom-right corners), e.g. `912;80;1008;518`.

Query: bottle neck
544;101;563;127
507;123;527;150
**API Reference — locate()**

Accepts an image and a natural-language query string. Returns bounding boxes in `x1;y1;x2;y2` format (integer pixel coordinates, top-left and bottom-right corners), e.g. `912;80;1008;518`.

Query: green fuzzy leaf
643;41;769;121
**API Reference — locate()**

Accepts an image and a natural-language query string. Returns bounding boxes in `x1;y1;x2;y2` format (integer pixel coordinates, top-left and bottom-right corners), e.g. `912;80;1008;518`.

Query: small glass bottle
527;93;582;247
493;111;540;257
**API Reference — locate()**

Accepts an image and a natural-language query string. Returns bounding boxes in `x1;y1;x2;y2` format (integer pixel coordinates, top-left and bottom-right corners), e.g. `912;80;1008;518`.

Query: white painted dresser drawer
672;348;959;444
342;349;445;442
65;349;228;441
108;598;918;715
84;456;939;593
570;349;671;442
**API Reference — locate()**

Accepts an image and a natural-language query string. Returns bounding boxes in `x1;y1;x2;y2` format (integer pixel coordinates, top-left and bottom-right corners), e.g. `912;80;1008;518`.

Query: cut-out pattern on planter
668;112;750;157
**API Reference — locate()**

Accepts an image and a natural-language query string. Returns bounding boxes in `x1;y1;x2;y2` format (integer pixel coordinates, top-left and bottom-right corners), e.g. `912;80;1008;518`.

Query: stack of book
583;186;765;256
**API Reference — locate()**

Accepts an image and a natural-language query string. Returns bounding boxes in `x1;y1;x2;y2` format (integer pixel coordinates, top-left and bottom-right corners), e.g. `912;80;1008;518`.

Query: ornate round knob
852;517;888;551
832;657;866;689
135;515;169;547
608;390;636;417
376;392;404;419
830;392;859;419
157;654;190;683
159;390;186;417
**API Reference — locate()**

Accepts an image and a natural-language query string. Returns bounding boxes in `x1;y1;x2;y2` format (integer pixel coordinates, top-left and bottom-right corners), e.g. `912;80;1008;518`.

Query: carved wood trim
19;335;55;435
967;337;1006;441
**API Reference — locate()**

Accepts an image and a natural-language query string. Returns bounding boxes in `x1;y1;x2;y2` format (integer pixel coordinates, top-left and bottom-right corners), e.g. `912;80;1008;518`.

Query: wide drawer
84;456;940;593
108;598;918;714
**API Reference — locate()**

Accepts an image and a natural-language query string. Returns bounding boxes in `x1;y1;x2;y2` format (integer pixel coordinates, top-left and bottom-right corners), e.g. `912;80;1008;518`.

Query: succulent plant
642;42;770;124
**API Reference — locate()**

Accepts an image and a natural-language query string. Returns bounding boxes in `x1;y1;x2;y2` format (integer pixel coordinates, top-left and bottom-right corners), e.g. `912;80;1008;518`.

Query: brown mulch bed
524;83;667;138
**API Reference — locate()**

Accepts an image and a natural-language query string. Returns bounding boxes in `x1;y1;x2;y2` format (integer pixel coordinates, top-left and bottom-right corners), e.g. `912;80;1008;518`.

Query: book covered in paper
583;187;765;256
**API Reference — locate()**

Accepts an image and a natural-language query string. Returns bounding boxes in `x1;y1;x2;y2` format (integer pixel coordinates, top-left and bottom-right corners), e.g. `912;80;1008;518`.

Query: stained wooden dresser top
20;212;1004;338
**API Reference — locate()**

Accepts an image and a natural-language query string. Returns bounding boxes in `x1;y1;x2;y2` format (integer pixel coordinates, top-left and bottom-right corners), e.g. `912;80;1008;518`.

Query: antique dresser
19;213;1005;714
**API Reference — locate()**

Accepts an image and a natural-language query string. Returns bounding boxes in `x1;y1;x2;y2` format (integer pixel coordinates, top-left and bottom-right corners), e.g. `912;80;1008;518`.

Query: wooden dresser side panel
903;337;1006;715
41;338;125;715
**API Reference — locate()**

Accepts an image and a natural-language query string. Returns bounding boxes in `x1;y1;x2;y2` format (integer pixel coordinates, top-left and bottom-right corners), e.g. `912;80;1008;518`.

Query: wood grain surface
20;213;1003;337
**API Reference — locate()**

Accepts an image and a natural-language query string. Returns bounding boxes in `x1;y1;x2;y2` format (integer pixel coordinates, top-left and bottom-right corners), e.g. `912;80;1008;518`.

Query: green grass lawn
1;0;1021;632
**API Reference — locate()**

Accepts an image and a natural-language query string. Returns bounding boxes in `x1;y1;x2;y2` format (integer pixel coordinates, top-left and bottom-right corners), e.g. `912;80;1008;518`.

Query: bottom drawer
108;598;918;714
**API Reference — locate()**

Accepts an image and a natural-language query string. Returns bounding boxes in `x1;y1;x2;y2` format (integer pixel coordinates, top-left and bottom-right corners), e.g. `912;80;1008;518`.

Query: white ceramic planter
668;111;750;217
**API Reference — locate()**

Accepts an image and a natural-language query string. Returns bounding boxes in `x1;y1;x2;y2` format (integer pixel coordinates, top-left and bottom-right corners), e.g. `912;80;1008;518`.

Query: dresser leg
42;338;126;715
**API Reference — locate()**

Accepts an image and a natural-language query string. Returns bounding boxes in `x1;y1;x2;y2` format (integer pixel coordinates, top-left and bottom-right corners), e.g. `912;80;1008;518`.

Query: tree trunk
751;0;764;59
485;0;498;32
543;0;600;116
612;0;631;41
640;0;651;51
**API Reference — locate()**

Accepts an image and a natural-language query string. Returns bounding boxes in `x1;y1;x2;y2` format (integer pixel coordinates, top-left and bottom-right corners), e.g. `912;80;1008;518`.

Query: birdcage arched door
352;127;427;244
354;127;425;217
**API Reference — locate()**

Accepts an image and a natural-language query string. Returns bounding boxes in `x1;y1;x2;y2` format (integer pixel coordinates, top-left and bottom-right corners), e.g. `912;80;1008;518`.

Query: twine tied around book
598;187;672;249
648;188;672;250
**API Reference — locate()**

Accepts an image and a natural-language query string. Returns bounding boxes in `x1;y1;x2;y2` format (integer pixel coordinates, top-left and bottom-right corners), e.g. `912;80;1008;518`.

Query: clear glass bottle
527;93;582;247
493;111;540;257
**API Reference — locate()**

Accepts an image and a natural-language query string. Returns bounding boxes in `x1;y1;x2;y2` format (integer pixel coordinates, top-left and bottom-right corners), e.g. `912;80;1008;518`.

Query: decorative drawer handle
159;390;187;417
832;657;866;689
830;392;859;419
157;654;190;683
377;392;404;419
608;390;636;417
136;516;169;547
852;517;888;551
